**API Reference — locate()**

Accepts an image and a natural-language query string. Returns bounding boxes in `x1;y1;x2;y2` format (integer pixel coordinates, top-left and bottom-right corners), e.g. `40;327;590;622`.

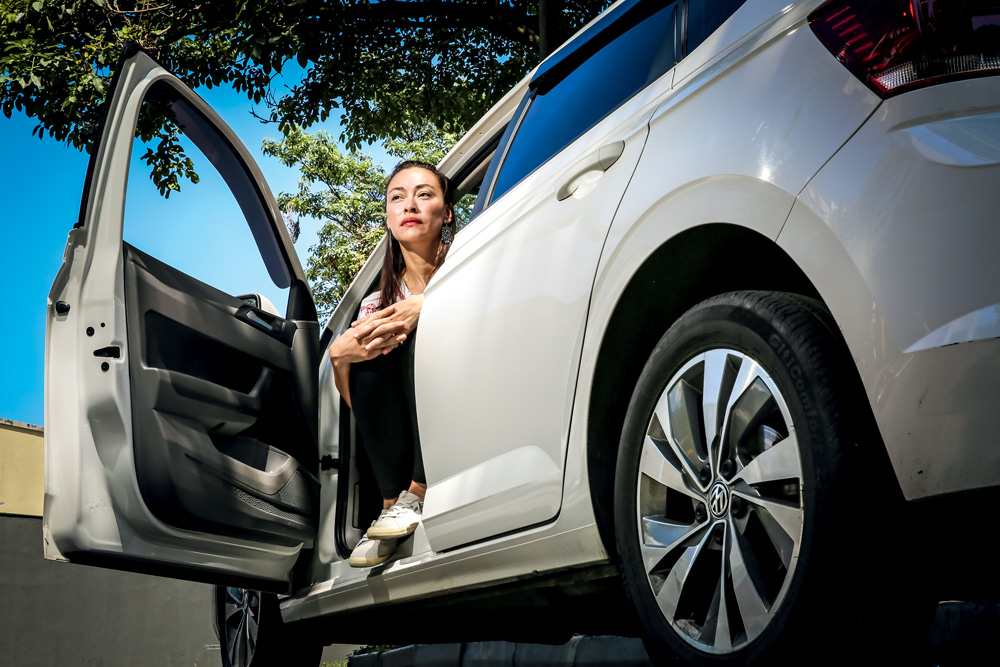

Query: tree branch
106;3;172;15
321;1;539;49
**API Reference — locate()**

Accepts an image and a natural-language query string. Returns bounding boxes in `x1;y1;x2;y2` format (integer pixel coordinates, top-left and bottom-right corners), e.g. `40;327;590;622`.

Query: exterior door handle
555;141;626;201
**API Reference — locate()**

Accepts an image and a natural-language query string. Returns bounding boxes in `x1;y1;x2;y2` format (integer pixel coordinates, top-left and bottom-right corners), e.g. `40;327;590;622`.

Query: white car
45;0;1000;665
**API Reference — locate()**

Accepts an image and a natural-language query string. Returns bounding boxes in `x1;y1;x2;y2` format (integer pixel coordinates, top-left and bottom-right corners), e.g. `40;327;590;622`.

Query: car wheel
215;586;322;667
614;291;925;665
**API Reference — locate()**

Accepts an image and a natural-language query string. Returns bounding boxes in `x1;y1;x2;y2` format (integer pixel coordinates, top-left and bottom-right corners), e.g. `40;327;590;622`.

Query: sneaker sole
348;554;391;568
366;523;419;539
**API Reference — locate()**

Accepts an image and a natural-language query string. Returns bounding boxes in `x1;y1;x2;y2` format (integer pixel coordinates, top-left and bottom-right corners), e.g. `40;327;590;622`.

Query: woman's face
385;167;452;249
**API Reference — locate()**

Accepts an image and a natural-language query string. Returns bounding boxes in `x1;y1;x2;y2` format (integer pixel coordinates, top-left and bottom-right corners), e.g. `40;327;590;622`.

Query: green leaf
29;72;41;88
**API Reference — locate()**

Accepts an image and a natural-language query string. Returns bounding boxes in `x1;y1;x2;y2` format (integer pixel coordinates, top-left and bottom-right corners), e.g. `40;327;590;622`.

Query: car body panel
284;511;607;622
778;77;1000;499
588;3;879;365
413;58;673;553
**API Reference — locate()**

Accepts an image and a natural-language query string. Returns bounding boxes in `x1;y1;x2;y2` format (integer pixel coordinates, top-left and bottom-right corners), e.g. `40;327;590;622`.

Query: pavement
346;601;1000;666
324;643;365;663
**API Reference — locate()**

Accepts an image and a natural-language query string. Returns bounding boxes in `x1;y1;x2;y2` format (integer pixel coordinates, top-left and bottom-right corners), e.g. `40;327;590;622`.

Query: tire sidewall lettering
768;332;821;437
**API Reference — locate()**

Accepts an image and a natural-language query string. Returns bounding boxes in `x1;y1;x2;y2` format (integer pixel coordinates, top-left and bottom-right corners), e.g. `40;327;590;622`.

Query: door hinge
320;455;339;471
93;346;121;358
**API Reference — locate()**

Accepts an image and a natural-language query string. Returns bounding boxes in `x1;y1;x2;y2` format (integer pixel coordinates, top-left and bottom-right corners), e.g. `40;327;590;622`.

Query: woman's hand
351;294;424;354
328;307;397;367
328;309;406;407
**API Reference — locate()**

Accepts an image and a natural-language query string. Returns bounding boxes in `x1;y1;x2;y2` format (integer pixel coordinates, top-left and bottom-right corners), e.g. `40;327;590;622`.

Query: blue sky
0;70;391;427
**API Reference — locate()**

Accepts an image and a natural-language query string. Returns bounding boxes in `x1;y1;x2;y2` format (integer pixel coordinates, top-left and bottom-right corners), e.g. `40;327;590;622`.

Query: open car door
44;46;320;591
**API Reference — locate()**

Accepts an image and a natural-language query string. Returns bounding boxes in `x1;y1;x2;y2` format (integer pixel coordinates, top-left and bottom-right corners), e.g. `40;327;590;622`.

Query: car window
684;0;748;56
453;183;480;231
123;82;290;315
489;1;679;204
450;137;500;229
452;161;490;231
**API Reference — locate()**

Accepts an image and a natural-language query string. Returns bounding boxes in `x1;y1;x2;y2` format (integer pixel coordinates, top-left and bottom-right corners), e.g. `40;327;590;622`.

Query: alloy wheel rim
223;587;260;667
636;348;804;653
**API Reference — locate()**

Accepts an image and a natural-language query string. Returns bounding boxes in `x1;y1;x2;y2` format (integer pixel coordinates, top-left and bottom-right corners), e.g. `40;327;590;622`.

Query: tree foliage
2;0;608;193
2;0;609;312
262;124;457;318
1;1;271;193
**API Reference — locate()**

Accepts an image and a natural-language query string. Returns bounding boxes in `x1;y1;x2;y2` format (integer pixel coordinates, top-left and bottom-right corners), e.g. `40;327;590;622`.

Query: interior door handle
555;141;626;201
236;304;294;344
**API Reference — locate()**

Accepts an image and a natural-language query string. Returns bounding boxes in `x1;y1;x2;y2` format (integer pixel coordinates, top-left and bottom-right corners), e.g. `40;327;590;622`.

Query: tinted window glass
450;144;496;230
453;183;480;230
490;2;678;203
685;0;747;56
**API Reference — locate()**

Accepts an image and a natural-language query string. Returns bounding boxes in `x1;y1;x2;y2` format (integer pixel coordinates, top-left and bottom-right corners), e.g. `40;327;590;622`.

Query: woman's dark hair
376;160;457;310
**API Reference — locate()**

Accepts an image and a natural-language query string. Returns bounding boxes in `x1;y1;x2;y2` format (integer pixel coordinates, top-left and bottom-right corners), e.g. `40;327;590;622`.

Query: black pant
349;331;425;499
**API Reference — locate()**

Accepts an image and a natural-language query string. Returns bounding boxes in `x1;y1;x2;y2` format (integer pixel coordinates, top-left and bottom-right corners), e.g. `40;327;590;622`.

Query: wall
0;418;218;667
0;418;356;666
0;418;43;516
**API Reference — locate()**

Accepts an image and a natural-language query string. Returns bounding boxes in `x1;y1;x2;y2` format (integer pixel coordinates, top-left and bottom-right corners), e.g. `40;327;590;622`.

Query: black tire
214;586;323;667
614;291;929;666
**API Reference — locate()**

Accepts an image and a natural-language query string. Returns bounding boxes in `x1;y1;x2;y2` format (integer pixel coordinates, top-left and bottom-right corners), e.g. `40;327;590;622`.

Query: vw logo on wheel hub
709;482;729;517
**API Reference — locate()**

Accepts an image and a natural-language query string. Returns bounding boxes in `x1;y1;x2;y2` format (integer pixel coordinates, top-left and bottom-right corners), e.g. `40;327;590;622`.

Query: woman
327;160;457;567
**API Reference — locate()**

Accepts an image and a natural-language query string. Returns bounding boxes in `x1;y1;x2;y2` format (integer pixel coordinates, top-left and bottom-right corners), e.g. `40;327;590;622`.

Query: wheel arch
586;223;823;558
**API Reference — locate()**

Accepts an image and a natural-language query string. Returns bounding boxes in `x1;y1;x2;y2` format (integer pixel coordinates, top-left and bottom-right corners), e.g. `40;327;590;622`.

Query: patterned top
358;281;414;318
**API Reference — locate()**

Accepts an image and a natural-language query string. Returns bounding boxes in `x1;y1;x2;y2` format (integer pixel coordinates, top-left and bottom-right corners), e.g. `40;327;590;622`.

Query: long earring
441;223;454;244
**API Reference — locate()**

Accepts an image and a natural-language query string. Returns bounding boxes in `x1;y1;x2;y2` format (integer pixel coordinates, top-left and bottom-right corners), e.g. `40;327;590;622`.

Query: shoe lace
380;493;423;520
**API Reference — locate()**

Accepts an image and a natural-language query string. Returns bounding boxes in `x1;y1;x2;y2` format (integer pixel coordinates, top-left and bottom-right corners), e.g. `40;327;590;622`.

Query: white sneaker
348;531;398;568
366;490;423;539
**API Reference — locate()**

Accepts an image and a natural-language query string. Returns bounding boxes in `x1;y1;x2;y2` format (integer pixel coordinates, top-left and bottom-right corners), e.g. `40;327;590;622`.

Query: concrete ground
345;601;1000;666
1;515;220;667
324;643;364;664
5;513;994;666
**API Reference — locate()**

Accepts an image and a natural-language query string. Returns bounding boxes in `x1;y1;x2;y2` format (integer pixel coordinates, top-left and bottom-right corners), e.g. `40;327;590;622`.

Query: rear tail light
809;0;1000;97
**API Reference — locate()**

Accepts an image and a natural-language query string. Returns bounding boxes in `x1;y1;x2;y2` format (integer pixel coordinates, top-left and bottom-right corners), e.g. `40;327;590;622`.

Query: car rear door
44;46;320;591
415;0;680;551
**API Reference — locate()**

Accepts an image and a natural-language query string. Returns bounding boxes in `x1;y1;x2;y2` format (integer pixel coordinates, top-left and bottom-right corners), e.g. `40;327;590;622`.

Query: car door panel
413;2;681;552
415;80;665;553
44;46;317;588
123;244;318;546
